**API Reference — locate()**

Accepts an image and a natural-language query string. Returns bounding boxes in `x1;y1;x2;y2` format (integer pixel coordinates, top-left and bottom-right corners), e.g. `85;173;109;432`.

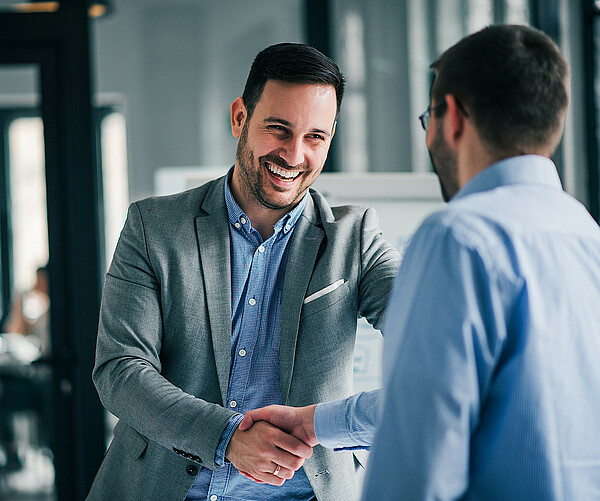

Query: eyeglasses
418;101;447;131
418;99;469;131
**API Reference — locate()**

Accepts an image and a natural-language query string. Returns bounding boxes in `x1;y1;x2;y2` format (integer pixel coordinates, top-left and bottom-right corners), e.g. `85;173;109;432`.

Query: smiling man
87;43;400;501
230;79;337;239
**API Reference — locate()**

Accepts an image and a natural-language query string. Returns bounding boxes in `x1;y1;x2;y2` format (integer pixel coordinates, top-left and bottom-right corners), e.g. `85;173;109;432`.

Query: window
330;0;530;174
99;111;129;268
8;116;48;293
0;108;128;304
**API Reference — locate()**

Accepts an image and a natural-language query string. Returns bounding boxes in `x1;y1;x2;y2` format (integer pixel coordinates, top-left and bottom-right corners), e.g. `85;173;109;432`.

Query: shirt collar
224;167;308;237
452;155;563;202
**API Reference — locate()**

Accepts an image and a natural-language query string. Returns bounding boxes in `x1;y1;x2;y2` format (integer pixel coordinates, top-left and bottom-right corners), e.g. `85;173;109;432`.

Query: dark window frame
0;3;106;498
0;105;114;326
0;107;40;323
584;1;600;222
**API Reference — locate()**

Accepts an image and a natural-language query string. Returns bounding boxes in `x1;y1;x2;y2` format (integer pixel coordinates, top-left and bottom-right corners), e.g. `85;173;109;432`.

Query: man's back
365;156;600;500
450;158;600;499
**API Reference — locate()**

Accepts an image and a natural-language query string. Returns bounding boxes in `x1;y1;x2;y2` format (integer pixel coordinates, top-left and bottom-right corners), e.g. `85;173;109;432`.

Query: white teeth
267;163;300;180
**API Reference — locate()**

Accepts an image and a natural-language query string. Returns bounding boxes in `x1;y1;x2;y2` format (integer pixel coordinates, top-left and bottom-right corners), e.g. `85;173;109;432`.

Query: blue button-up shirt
187;171;314;501
360;155;600;500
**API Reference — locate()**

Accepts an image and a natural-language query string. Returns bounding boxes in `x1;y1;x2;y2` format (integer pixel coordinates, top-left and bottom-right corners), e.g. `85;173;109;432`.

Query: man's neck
456;129;499;190
228;181;293;240
244;203;288;240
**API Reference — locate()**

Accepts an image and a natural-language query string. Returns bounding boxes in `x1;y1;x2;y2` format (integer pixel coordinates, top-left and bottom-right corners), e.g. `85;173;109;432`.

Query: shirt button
238;349;246;357
186;465;198;476
240;217;247;224
229;400;237;408
234;222;241;229
248;298;256;306
210;495;218;501
258;245;265;253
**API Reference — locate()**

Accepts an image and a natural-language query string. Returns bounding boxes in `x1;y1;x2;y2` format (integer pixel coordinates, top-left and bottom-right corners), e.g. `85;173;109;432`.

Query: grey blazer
87;175;400;501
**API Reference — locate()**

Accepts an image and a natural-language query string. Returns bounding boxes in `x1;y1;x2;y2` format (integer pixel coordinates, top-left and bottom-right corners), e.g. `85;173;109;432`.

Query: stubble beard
235;122;308;211
428;121;459;202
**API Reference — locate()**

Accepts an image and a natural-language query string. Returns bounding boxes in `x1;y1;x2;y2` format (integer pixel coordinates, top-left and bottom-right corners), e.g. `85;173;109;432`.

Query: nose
279;136;306;168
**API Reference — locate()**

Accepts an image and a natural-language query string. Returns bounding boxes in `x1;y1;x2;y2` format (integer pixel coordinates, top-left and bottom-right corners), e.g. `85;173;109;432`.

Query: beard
235;121;310;211
428;121;459;202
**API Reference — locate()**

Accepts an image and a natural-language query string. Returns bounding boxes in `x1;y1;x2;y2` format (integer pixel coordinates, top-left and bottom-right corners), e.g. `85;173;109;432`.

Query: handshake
224;404;318;486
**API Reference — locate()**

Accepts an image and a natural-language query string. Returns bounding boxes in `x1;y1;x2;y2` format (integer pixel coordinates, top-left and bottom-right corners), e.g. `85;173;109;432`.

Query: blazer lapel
195;177;232;405
280;195;324;404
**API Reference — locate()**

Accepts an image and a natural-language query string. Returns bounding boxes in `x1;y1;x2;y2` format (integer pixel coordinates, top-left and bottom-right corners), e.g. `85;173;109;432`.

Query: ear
230;97;247;138
444;94;467;145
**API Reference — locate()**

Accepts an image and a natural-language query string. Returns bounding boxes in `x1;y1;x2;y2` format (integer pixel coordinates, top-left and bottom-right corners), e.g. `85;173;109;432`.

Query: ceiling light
11;0;112;17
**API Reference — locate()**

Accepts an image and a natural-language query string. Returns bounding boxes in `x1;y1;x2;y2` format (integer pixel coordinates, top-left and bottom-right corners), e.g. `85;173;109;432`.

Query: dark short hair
242;42;345;119
430;24;568;156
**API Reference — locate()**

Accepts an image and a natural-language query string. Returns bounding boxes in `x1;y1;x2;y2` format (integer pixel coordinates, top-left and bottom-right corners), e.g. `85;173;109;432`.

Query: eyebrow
263;116;332;138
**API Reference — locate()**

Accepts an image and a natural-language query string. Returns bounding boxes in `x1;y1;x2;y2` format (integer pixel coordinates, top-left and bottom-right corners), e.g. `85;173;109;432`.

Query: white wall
92;0;304;202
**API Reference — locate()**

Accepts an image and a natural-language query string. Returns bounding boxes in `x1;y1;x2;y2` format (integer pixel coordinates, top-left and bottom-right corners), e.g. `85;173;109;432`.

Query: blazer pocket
301;280;350;319
303;279;346;304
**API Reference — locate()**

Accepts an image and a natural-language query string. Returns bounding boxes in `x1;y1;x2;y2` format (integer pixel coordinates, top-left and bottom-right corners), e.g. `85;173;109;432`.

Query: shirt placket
211;233;269;498
225;242;268;414
206;182;308;501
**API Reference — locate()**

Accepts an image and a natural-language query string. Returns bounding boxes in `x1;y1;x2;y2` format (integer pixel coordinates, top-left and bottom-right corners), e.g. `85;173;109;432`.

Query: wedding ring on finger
273;464;281;476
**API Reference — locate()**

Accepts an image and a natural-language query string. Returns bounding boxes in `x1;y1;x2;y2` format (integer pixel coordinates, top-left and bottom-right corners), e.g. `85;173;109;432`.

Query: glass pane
466;0;493;33
505;0;529;24
8;118;48;297
329;0;533;174
100;111;129;269
0;67;55;500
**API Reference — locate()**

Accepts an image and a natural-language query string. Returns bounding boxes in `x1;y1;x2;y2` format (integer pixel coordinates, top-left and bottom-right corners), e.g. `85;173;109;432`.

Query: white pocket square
303;279;346;304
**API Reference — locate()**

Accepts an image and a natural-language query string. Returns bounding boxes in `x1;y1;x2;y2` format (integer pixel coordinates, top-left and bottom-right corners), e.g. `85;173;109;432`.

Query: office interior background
0;0;597;499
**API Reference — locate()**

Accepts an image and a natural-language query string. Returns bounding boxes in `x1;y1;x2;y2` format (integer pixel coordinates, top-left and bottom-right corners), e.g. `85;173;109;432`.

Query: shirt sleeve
362;213;510;500
214;413;244;467
314;389;382;450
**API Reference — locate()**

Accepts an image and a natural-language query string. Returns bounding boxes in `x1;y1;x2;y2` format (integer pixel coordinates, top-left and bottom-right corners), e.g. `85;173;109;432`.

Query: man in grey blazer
88;43;400;501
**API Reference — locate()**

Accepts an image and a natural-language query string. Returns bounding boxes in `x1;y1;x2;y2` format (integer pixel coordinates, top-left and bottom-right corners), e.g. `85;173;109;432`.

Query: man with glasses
240;24;600;500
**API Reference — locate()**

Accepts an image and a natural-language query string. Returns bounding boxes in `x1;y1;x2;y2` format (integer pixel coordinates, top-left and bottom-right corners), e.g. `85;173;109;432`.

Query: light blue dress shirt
187;171;313;501
314;390;381;450
359;155;600;500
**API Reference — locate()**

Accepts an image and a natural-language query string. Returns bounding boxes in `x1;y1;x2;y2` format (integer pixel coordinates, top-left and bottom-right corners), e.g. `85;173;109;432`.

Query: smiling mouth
266;162;301;181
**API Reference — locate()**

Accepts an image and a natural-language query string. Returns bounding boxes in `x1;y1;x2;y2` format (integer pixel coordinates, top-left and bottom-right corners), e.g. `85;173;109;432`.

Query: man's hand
225;420;313;486
238;404;318;447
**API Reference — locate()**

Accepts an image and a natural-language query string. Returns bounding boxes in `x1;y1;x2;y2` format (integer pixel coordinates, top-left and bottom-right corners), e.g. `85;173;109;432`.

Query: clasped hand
225;404;318;486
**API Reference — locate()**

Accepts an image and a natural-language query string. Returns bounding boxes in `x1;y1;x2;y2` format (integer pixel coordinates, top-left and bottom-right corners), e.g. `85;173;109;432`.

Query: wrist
220;414;243;466
304;404;318;446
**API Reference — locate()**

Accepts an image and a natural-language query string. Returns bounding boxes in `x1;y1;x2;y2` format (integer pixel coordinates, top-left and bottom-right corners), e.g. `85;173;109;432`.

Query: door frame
0;2;105;499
